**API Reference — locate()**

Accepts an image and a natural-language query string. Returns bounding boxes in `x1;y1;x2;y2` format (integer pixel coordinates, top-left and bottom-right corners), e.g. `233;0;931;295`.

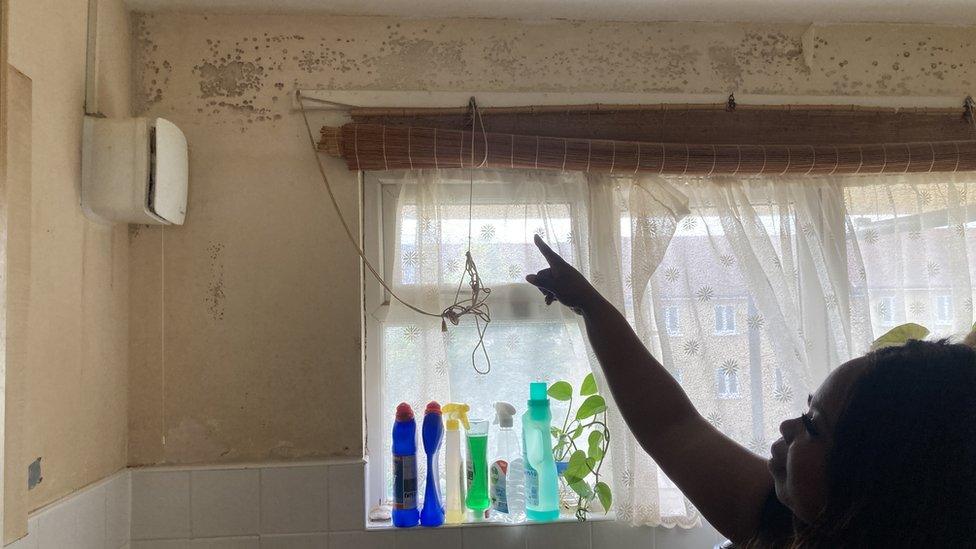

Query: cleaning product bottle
465;419;490;519
490;401;525;523
392;402;420;527
420;401;445;527
522;383;560;522
441;403;470;524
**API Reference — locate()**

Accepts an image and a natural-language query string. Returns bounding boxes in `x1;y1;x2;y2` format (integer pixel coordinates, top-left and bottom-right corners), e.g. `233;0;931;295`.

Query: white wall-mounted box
82;116;188;225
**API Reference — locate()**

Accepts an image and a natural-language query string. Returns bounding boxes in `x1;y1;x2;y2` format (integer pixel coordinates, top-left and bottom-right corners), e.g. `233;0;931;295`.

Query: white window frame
713;304;736;336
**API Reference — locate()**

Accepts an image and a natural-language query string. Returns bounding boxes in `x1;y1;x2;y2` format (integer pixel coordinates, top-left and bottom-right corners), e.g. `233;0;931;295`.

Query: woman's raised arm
526;235;773;542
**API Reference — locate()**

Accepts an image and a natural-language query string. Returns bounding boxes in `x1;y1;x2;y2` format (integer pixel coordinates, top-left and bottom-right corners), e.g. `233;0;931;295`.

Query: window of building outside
878;296;897;326
935;295;953;325
714;304;736;335
715;368;742;399
664;305;681;336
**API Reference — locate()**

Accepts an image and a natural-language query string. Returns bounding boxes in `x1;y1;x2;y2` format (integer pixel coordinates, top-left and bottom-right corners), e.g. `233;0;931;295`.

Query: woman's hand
525;235;600;314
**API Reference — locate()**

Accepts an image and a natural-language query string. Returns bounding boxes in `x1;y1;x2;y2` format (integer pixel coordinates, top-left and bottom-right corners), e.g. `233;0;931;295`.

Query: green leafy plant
548;373;612;521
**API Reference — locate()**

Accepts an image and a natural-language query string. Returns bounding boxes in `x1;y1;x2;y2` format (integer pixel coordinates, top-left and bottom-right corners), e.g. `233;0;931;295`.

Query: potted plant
547;373;612;521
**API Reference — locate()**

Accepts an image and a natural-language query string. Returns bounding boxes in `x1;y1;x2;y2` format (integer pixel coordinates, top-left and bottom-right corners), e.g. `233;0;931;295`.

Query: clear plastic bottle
490;402;525;523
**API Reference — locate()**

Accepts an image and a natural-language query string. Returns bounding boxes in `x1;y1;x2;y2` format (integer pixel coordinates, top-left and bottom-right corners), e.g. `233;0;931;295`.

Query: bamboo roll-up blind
319;123;976;176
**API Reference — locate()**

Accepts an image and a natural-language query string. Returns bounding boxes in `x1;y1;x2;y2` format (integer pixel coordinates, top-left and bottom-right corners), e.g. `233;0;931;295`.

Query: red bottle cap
395;402;414;421
425;401;441;414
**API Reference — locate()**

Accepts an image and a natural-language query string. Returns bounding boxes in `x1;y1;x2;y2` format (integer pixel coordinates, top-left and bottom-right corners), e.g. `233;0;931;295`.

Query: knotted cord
297;91;493;374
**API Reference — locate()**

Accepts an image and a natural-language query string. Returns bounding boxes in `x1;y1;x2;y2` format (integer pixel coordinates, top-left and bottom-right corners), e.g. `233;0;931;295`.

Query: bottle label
524;462;540;508
393;454;417;510
490;460;509;513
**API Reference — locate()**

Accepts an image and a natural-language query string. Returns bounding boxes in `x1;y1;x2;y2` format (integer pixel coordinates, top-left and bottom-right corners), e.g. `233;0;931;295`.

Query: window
663;305;681;336
713;304;735;335
715;368;741;399
935;295;953;325
363;172;594;505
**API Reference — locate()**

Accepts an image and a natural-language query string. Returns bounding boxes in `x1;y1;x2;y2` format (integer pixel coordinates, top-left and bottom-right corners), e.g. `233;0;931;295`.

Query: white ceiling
125;0;976;25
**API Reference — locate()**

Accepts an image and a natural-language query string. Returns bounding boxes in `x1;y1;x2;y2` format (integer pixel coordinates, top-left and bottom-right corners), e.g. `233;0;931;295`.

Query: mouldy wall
7;0;132;511
128;12;976;466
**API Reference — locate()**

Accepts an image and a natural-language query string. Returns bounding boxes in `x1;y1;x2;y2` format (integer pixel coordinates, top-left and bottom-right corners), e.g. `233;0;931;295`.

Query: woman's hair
794;339;976;548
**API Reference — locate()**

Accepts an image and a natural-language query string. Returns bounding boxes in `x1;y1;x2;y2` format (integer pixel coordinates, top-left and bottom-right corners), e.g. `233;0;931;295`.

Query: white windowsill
367;512;617;531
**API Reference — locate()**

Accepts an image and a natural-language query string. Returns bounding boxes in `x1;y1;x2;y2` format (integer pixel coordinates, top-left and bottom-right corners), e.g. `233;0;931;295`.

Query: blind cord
297;91;492;374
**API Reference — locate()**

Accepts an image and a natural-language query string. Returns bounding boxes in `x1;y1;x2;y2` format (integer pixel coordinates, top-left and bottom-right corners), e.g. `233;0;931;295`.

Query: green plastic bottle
465;419;491;518
522;382;560;521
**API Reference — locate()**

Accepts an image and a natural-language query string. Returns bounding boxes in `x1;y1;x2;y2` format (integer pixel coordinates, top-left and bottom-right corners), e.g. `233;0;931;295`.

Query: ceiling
125;0;976;25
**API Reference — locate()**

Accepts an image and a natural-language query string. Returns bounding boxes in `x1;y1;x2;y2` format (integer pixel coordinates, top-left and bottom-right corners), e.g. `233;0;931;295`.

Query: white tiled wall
4;461;725;549
5;469;130;549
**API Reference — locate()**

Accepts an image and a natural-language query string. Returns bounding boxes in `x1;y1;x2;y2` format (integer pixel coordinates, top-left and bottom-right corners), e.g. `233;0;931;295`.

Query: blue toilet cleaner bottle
421;401;446;527
392;402;420;527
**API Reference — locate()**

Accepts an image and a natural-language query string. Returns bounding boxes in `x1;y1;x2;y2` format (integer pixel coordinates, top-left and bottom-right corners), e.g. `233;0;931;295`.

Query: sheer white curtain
375;168;976;528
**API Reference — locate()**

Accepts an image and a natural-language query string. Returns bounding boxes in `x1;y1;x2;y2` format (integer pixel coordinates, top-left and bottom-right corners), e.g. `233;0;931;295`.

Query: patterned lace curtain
375;169;976;528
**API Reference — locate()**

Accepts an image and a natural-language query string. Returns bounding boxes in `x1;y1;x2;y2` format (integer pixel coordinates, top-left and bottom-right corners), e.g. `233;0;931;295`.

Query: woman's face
768;357;867;523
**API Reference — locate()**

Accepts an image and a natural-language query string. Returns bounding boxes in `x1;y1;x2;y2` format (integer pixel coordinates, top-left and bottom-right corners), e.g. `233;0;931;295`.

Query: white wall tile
656;523;721;549
191;469;260;537
394;527;462;549
75;484;108;549
132;541;190;549
526;522;590;549
189;537;260;549
36;492;80;549
326;464;365;531
132;470;191;540
259;533;328;548
328;530;395;549
107;472;133;548
591;521;654;549
461;525;525;549
260;466;328;534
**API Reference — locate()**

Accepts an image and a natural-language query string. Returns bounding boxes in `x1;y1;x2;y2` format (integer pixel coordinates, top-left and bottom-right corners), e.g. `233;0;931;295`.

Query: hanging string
448;97;493;374
296;91;493;375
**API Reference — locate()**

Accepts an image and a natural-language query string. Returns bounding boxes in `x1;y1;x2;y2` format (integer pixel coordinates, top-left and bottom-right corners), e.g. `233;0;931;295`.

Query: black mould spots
194;60;265;98
206;242;226;321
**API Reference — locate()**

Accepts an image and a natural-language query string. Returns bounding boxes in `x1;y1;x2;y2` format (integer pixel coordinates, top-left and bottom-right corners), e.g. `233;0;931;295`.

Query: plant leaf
870;323;930;351
576;395;608;420
595;481;612;513
569;479;593;499
548;381;573;401
566;450;590;480
587;431;604;448
580;373;598;396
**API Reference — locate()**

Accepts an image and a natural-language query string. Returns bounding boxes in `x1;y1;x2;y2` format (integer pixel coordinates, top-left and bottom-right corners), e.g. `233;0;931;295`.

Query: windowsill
367;512;617;531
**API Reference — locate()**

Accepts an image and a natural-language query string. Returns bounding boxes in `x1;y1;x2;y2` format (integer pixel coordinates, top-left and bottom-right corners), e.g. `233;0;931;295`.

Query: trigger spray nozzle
493;401;516;428
442;402;470;432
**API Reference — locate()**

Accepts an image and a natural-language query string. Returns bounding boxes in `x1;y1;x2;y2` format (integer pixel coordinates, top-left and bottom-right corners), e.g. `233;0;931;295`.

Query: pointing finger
534;234;566;267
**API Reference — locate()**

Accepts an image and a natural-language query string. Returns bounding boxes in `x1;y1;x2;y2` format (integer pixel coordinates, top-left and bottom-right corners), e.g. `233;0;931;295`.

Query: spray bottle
465;418;490;519
441;403;470;524
392;403;420;527
490;402;525;522
420;401;445;527
522;383;560;521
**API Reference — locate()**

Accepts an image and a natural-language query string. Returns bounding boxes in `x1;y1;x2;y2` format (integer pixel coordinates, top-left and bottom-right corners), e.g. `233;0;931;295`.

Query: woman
526;235;976;547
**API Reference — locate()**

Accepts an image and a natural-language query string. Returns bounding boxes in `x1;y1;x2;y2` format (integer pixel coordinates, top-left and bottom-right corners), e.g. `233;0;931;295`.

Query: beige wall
8;0;132;511
129;12;976;466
